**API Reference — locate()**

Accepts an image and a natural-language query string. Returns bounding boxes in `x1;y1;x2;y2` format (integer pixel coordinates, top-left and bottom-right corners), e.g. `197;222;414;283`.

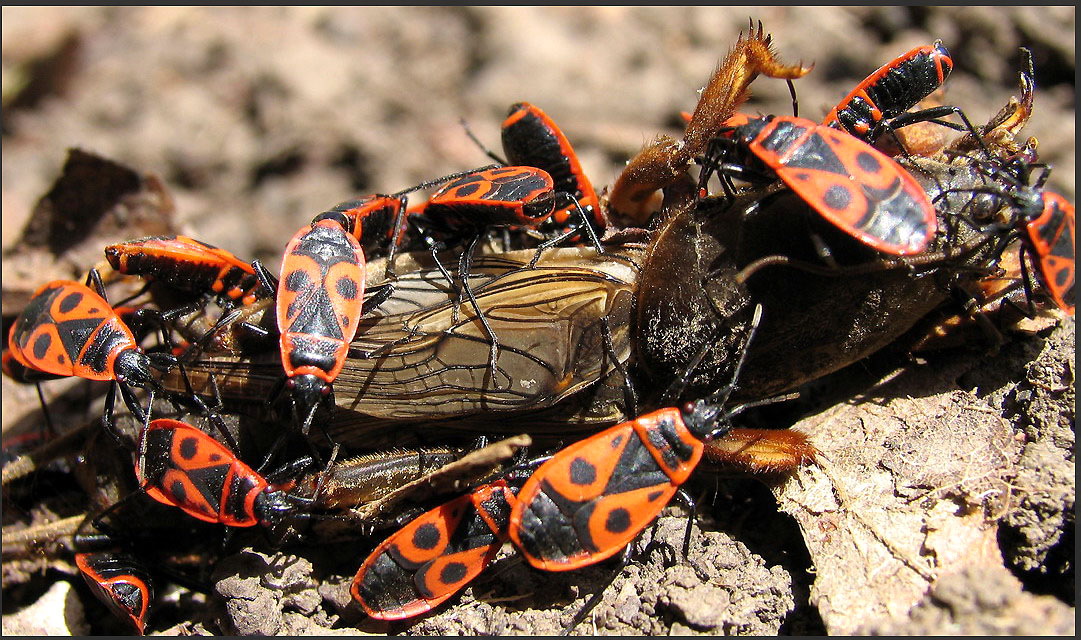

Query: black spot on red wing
169;479;188;503
209;453;222;462
569;457;597;486
336;276;358;300
57;354;65;365
58;292;84;314
284;270;311;293
413;523;443;550
1054;265;1071;288
439;561;468;586
856;151;881;173
453;182;482;198
179;436;199;460
611;433;624;448
33;333;52;360
489;167;517;177
648;490;665;501
823;185;852;211
605;507;632;534
793;172;812;181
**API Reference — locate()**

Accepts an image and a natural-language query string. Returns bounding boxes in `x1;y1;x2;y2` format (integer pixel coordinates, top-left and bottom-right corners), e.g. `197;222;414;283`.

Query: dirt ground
1;6;1075;636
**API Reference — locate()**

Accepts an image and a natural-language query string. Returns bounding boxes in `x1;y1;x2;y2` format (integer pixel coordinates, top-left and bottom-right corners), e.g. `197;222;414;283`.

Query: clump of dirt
863;565;1074;635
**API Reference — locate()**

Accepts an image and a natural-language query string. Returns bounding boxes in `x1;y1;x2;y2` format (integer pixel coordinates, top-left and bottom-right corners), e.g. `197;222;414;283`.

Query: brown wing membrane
161;247;642;445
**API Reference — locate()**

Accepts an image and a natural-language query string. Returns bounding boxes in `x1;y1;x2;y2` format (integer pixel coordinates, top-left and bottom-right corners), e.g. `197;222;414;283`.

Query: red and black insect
105;235;265;309
700;115;937;255
6;275;176;436
1021;190;1075;314
499;102;606;236
464;103;605;245
946;174;1076;316
416;165;558;233
135;418;308;528
351;479;518;620
264;217;368;437
822;41;953;142
509;404;709;570
75;551;153;635
507;307;766;571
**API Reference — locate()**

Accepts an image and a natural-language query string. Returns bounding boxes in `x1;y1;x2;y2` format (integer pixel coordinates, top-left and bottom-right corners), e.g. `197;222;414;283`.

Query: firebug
135;418;309;528
105;235;265;309
500;102;606;237
823;41;954;142
701;115;937;255
351;479;518;620
6;275;176;437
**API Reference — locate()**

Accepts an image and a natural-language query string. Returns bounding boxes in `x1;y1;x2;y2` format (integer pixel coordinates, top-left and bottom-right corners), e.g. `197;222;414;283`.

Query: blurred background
2;6;1075;268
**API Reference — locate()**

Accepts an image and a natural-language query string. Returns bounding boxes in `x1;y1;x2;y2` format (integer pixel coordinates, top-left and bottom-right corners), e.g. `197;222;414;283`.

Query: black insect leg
382;194;411;280
292;399;328;467
786;78;799;118
251;259;280;298
417;231;460;322
109;279;154;309
696;136;746;204
101;382;140;451
885;105;991;161
601;316;637;419
459;116;509;166
124;308;232;448
33;382;58;438
85;497;143;545
184;306;246;355
457;234;502;374
527;193;605;269
182;389;239;453
361;282;395;315
673;488;698;559
84;267;109;299
1010;245;1042;319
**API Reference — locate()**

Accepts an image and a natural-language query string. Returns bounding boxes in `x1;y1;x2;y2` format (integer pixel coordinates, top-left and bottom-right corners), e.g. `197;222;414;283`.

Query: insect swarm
2;7;1074;636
